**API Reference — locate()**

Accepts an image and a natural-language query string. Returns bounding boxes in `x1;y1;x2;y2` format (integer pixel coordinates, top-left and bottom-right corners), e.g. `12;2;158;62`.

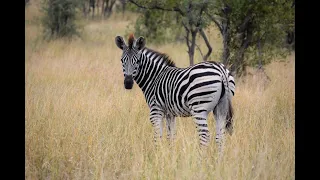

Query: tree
81;0;117;19
133;8;183;44
102;0;117;18
203;0;294;75
128;0;294;76
128;0;213;66
89;0;95;18
119;0;127;17
42;0;80;39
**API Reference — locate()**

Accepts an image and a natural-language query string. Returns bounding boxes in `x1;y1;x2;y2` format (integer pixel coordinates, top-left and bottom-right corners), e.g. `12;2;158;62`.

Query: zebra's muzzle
124;75;134;89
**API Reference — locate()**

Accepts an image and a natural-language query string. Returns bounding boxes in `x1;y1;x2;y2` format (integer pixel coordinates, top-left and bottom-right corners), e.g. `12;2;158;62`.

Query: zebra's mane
128;33;134;49
144;48;176;67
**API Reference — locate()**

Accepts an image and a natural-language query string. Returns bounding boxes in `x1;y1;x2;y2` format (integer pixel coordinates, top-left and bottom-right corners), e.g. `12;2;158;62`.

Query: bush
41;0;80;39
128;9;184;45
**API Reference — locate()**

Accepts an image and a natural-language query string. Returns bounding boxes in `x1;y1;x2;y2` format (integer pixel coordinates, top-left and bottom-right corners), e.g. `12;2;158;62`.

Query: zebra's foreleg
192;112;210;147
150;110;164;144
165;115;176;143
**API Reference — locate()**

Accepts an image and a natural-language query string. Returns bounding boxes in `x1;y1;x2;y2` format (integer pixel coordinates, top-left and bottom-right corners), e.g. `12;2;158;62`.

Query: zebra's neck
134;48;176;103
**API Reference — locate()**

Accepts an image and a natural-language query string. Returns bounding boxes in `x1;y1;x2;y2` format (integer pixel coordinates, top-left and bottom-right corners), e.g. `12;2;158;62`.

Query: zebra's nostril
124;76;134;89
124;82;133;89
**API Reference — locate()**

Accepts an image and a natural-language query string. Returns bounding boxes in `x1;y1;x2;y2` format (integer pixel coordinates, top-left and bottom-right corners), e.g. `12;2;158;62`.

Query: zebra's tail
225;68;235;135
225;96;234;135
213;62;235;135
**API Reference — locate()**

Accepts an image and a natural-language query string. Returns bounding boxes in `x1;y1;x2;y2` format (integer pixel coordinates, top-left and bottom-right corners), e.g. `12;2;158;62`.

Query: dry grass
25;3;295;180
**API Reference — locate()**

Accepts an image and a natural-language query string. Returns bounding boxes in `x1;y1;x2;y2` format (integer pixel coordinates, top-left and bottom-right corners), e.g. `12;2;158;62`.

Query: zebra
115;34;235;153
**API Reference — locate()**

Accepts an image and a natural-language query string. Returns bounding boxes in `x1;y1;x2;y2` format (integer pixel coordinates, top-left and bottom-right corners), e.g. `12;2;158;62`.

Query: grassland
25;2;294;179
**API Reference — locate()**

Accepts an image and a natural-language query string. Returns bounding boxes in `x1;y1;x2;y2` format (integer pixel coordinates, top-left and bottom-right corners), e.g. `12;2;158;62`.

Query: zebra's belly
163;86;222;117
165;111;192;118
162;103;192;117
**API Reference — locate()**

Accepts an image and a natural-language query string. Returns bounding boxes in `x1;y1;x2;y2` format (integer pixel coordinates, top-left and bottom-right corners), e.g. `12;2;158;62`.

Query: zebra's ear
135;36;146;50
115;36;126;50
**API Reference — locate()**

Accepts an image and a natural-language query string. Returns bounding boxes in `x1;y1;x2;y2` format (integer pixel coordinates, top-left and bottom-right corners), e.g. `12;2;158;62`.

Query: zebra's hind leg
213;94;232;158
165;114;176;144
213;111;225;158
192;111;210;148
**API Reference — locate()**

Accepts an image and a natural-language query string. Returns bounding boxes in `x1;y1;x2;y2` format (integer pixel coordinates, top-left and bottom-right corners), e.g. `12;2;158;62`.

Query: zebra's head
115;34;146;89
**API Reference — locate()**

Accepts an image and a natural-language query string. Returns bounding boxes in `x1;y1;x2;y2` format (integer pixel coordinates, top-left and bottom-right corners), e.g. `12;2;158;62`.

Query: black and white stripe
115;35;235;153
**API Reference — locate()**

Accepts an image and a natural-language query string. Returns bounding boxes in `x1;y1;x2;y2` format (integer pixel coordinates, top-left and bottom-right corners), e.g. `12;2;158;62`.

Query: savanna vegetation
26;0;295;179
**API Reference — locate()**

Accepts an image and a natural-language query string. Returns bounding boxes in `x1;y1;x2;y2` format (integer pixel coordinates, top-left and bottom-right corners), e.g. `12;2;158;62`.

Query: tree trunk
230;9;254;76
232;22;253;76
123;2;126;17
103;0;116;18
258;38;262;69
189;30;197;66
286;29;295;51
222;26;230;66
220;4;231;66
257;38;271;81
56;23;60;35
106;0;116;18
90;0;95;19
96;0;100;16
101;0;105;16
51;28;54;36
83;2;87;18
183;20;198;66
121;0;126;17
104;0;109;17
199;29;212;61
205;13;230;64
233;49;246;76
92;6;95;19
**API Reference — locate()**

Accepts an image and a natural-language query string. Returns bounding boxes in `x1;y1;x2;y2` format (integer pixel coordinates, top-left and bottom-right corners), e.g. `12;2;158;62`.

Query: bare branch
182;21;191;50
238;13;252;33
128;0;184;16
195;43;204;59
205;11;222;33
199;28;212;61
185;38;204;60
184;23;205;60
257;37;263;69
186;1;193;30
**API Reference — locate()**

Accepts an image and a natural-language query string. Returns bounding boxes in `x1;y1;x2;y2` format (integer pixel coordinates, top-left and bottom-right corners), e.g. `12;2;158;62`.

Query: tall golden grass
25;3;294;179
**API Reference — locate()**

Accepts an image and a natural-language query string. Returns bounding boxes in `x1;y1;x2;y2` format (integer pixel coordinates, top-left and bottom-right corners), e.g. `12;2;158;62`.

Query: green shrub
41;0;80;39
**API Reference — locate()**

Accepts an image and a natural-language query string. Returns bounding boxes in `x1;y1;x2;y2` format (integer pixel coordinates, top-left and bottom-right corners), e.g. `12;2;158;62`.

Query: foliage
133;9;183;44
126;0;294;75
41;0;81;39
209;0;294;75
127;0;216;65
127;0;216;44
